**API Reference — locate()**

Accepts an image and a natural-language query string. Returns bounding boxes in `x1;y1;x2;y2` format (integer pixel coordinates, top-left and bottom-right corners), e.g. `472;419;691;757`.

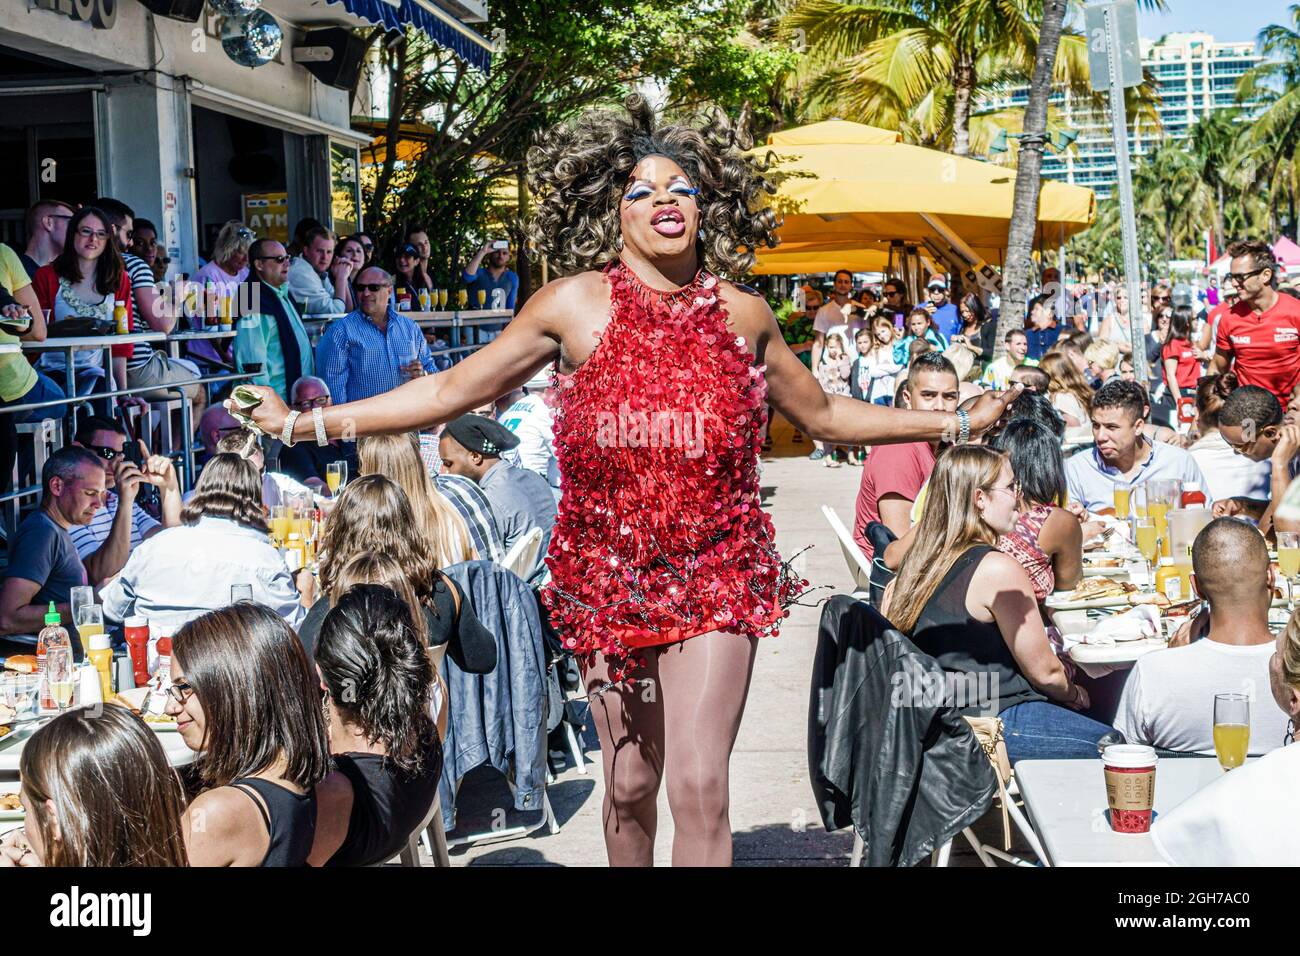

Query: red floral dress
540;261;806;679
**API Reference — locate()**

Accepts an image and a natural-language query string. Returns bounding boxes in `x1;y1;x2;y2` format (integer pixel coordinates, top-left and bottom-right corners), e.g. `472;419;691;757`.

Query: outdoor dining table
1015;756;1241;866
0;715;195;782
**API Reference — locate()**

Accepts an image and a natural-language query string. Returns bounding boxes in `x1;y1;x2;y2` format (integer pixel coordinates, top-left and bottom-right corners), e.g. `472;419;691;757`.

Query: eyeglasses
355;283;390;293
164;680;195;705
292;396;330;410
1226;267;1269;284
254;254;290;264
1151;295;1170;303
884;289;902;297
76;227;108;241
988;479;1021;499
86;444;122;462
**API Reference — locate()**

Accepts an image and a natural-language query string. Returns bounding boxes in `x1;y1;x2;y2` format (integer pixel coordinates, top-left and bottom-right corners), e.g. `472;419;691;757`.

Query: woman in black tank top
165;603;331;867
307;573;443;867
884;446;1114;762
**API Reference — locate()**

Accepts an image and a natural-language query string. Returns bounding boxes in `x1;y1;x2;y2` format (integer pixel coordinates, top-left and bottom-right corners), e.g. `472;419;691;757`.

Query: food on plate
1068;577;1138;602
112;694;142;715
2;654;36;674
1128;592;1172;608
0;703;14;723
1084;557;1124;568
0;791;20;810
143;712;176;726
0;724;10;742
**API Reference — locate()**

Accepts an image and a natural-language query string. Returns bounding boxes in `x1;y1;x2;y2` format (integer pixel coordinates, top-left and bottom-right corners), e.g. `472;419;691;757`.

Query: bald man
1115;517;1289;755
279;374;354;487
315;265;435;404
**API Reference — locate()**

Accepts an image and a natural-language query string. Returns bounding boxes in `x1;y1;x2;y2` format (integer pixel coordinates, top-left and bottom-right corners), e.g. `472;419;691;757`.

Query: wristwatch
311;406;328;446
955;409;971;445
281;409;302;447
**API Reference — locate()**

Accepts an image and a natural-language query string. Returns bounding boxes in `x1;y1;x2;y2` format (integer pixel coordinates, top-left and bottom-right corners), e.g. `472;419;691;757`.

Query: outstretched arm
239;276;567;441
753;296;1019;445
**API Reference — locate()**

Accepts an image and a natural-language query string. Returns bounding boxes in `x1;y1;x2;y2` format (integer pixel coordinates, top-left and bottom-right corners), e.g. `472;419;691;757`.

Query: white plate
1081;565;1131;578
1069;638;1169;665
0;781;22;822
1046;593;1139;611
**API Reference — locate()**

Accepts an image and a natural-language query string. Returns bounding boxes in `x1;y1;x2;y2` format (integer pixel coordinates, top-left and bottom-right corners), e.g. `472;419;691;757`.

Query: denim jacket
439;561;554;828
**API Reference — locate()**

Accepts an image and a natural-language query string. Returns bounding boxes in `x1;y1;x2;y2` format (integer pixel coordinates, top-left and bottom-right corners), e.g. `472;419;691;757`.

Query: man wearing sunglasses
277;375;354;489
18;198;74;278
1212;239;1300;406
234;239;314;402
315;266;435;405
68;416;181;586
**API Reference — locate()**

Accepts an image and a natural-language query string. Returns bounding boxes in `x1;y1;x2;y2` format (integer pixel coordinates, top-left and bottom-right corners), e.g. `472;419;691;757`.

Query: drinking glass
1279;532;1300;610
1134;518;1158;584
230;584;253;603
455;289;468;309
326;461;347;496
270;504;291;547
1132;484;1149;521
437;288;448;309
1213;693;1250;771
70;586;94;632
46;645;75;713
476;288;487;309
75;605;105;644
1113;482;1132;521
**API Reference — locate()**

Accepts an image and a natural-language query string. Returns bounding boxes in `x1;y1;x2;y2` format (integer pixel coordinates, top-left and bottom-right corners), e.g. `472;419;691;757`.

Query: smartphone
491;240;509;251
117;409;146;467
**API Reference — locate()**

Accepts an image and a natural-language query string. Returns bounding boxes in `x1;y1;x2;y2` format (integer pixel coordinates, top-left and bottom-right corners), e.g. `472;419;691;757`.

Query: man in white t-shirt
498;374;560;499
811;269;865;369
1115;517;1290;755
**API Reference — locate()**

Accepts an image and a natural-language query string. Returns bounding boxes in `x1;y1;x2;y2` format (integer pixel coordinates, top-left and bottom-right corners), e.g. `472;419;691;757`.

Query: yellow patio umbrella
751;119;1095;270
747;240;895;276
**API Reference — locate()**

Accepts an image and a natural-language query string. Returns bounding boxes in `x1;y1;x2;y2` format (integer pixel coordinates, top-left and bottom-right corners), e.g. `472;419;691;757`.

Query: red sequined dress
540;261;805;678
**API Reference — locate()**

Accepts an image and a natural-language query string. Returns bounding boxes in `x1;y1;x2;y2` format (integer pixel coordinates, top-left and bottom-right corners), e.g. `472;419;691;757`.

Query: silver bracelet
281;409;302;448
955;409;970;445
311;406;328;446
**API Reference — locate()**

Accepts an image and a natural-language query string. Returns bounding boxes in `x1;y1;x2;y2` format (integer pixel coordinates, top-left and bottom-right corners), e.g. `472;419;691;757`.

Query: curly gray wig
526;93;780;277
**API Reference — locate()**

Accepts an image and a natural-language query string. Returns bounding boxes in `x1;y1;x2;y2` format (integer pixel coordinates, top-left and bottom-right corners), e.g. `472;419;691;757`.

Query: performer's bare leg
656;631;759;866
585;649;665;866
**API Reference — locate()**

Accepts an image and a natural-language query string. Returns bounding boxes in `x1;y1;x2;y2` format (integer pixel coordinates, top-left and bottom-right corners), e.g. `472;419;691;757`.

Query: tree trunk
369;35;409;225
995;0;1068;359
1213;181;1226;253
515;165;533;306
951;49;976;158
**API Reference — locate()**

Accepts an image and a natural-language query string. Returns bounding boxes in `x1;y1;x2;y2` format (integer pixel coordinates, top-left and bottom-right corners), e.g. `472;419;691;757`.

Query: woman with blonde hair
192;220;254;292
358;432;475;567
1039;350;1093;428
299;475;495;673
883;445;1110;762
1083;338;1121;386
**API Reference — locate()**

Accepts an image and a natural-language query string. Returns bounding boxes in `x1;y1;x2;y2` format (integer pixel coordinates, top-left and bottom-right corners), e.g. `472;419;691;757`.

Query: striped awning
326;0;493;72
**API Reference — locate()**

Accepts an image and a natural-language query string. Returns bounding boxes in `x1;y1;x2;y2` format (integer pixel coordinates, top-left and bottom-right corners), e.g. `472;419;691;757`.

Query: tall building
984;32;1263;198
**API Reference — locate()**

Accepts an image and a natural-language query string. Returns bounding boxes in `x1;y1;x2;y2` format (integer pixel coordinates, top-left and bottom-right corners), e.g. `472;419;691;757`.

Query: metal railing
1;311;506;524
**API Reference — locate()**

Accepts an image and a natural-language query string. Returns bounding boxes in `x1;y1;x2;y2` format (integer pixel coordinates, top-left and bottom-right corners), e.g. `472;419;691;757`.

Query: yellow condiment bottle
1155;557;1183;603
87;634;114;700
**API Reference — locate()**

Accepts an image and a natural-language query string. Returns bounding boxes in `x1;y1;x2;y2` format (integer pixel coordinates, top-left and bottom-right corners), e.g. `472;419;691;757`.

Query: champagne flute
1113;481;1132;522
1134;517;1158;586
438;288;448;309
326;461;347;496
1279;531;1300;611
456;289;468;309
1212;693;1250;771
70;586;94;631
270;504;291;548
476;288;487;309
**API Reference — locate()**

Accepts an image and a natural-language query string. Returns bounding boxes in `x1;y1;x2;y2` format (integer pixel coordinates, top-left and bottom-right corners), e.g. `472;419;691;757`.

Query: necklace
614;259;712;308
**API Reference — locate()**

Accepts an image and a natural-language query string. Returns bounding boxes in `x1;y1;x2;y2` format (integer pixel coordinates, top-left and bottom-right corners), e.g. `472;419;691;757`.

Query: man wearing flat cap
440;414;556;579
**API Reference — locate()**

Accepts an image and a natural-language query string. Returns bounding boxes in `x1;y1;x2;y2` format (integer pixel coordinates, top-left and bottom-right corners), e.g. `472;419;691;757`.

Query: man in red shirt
1213;240;1300;404
854;351;960;559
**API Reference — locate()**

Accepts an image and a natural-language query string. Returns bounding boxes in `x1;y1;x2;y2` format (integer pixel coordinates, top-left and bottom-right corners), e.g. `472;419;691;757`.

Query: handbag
964;715;1014;850
47;316;113;338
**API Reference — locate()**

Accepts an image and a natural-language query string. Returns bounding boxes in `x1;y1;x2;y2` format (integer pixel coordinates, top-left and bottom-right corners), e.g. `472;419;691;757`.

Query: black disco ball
220;10;282;68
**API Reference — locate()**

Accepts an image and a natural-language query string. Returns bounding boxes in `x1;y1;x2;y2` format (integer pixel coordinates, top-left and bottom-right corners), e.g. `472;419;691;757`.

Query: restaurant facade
0;0;492;269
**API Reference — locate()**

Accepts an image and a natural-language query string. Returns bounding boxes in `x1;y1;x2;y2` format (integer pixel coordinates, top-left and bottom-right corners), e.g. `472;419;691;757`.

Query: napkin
1070;605;1162;647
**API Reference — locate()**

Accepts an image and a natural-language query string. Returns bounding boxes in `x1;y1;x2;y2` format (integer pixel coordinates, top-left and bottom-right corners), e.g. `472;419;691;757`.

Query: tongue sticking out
652;218;686;237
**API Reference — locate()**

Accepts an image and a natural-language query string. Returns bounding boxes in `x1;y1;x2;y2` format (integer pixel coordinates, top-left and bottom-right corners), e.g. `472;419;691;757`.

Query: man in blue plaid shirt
315;266;436;404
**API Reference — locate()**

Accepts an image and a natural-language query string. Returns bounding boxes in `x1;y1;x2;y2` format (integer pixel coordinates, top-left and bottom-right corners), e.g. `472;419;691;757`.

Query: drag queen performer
235;94;1019;866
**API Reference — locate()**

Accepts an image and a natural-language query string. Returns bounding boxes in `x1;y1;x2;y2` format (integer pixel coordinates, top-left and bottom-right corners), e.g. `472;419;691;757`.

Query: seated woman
167;602;331;867
297;475;495;674
307;583;444;867
883;445;1112;762
1150;608;1300;865
1039;351;1093;430
991;419;1084;602
103;453;307;632
0;705;188;867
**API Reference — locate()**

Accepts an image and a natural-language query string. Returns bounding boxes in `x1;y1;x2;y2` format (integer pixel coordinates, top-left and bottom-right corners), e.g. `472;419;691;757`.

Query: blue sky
1134;0;1295;45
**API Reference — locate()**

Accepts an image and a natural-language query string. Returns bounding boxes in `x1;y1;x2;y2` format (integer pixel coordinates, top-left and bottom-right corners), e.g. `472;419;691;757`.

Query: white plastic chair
821;505;872;599
848;778;1048;867
500;527;544;580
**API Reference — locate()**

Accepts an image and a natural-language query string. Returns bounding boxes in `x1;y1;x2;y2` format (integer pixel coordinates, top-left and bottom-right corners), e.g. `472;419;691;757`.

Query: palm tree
783;0;1097;156
998;0;1164;350
1187;110;1242;251
1134;141;1212;260
1233;6;1300;239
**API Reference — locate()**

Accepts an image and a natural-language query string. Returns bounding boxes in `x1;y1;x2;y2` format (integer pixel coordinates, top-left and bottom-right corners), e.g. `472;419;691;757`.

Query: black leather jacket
808;596;996;866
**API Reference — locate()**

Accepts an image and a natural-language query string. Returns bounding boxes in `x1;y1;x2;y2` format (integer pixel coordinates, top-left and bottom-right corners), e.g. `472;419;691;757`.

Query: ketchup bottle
1181;482;1207;509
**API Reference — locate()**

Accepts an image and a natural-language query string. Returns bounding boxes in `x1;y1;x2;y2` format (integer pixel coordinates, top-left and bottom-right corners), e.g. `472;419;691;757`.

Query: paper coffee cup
1102;744;1157;833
